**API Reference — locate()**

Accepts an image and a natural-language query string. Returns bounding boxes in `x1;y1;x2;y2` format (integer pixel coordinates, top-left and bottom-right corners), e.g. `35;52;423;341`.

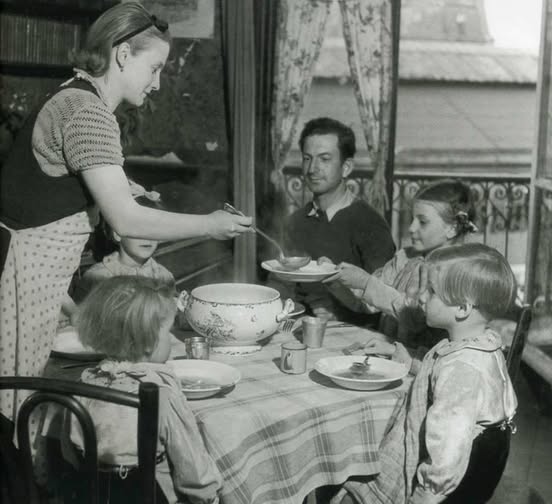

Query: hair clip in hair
150;15;169;33
112;14;168;47
456;211;478;233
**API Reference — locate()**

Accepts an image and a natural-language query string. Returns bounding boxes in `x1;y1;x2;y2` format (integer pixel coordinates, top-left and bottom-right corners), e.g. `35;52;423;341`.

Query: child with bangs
330;243;518;504
66;276;221;504
73;193;176;302
70;193;189;330
324;180;478;348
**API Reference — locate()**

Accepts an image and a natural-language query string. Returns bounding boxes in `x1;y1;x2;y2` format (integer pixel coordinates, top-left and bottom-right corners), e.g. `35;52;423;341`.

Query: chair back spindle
0;377;159;504
506;305;532;385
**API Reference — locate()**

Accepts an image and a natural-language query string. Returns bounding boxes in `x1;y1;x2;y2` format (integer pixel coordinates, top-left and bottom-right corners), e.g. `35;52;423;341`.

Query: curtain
271;0;331;188
339;0;395;215
221;0;257;282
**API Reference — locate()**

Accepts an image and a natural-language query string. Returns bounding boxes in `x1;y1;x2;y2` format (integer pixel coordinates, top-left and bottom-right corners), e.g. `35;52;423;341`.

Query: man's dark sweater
286;199;396;326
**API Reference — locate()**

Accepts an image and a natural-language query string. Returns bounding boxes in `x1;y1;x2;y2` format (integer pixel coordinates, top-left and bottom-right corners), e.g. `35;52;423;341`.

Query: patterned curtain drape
339;0;394;215
271;0;331;187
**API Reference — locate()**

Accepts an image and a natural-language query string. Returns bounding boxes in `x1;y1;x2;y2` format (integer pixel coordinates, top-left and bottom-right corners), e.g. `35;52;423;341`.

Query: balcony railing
281;166;531;265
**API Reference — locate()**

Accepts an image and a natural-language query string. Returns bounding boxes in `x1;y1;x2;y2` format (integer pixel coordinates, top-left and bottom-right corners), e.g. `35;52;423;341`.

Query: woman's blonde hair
426;243;517;319
72;1;171;77
78;276;177;361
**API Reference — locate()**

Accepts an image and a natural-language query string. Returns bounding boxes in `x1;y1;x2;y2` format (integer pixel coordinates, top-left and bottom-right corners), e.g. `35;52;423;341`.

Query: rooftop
314;39;538;84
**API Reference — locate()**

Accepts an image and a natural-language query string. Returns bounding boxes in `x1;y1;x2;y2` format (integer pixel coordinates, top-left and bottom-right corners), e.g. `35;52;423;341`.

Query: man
285;117;395;325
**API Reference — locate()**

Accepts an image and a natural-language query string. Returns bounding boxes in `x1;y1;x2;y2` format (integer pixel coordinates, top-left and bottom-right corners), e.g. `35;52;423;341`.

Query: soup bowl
314;356;408;391
184;283;294;346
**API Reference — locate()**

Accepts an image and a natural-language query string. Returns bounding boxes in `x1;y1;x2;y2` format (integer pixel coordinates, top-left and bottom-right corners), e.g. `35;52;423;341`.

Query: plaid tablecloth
170;323;409;504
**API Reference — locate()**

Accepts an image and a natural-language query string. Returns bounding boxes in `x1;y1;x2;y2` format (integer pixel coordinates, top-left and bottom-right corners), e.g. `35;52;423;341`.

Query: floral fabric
339;0;395;215
271;0;331;182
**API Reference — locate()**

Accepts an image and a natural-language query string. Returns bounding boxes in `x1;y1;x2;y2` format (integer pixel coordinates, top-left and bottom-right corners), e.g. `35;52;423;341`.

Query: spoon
223;203;311;270
350;356;371;375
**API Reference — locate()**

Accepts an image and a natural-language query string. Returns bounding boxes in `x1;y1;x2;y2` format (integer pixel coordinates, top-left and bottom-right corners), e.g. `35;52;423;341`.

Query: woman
0;2;251;420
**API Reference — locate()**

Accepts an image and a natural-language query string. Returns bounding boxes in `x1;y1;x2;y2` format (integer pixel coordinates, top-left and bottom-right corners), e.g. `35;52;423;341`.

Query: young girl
68;193;189;331
332;243;518;504
325;179;477;347
67;276;221;504
72;194;175;302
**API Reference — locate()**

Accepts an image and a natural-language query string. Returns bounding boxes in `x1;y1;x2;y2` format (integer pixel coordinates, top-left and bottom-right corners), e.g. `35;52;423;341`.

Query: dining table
44;321;410;504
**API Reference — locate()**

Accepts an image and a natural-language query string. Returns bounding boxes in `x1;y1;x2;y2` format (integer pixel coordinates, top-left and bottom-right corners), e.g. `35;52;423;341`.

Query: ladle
223;203;311;270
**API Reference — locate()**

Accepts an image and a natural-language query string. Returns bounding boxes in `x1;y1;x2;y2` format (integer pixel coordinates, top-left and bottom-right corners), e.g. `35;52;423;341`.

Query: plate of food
314;356;408;391
51;327;105;361
168;360;241;399
261;260;338;283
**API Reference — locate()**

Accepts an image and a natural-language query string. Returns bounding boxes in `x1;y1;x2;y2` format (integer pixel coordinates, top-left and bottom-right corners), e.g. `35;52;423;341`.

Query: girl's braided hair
414;180;477;237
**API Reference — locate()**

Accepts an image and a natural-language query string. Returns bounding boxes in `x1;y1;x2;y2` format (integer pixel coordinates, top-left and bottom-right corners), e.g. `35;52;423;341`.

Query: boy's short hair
426;243;517;320
77;276;177;361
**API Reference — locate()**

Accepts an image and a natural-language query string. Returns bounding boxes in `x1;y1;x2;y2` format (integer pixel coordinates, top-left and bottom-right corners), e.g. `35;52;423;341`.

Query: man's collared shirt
307;187;356;222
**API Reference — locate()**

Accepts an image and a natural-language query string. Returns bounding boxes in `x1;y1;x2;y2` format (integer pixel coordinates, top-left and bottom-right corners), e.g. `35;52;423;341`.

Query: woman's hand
206;210;253;240
363;335;396;356
323;262;370;291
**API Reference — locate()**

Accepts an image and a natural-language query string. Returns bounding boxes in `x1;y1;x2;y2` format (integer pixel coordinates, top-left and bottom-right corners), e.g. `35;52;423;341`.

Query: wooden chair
506;305;532;385
0;377;160;504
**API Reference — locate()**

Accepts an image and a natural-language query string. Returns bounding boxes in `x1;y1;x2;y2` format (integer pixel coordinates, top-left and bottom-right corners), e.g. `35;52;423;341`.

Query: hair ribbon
456;211;478;233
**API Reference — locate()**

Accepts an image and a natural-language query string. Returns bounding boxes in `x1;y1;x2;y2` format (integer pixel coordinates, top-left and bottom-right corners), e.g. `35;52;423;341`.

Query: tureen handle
175;290;190;312
276;298;295;322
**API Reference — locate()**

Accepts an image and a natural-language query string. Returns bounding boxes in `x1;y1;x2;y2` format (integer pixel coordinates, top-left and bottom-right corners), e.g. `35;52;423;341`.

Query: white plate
314;356;408;391
168;360;241;399
261;260;338;283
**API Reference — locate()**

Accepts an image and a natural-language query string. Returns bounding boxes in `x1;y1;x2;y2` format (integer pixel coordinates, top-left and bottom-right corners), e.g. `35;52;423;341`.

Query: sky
484;0;543;52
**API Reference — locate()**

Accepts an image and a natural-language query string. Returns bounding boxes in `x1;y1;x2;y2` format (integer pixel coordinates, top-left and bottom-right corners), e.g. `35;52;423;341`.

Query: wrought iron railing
281;166;531;264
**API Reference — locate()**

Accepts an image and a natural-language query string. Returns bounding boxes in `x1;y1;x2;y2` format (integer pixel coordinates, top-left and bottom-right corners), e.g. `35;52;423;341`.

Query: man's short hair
299;117;356;162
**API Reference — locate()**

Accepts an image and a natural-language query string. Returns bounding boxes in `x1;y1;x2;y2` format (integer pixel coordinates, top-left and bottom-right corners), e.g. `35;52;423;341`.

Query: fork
280;319;296;334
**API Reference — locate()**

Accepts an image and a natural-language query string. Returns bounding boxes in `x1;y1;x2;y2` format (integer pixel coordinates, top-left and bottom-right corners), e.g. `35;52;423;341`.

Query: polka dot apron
0;212;92;420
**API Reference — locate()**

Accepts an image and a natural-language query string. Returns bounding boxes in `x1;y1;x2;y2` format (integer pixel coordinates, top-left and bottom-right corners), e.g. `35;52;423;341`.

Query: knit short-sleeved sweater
32;86;124;177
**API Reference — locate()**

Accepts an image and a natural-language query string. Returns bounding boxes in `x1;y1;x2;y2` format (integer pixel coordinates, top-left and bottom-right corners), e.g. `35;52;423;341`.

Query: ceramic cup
280;341;307;374
301;316;327;348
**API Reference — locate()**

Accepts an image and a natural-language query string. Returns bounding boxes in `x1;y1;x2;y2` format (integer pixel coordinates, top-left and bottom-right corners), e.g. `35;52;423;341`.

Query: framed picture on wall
122;0;214;38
